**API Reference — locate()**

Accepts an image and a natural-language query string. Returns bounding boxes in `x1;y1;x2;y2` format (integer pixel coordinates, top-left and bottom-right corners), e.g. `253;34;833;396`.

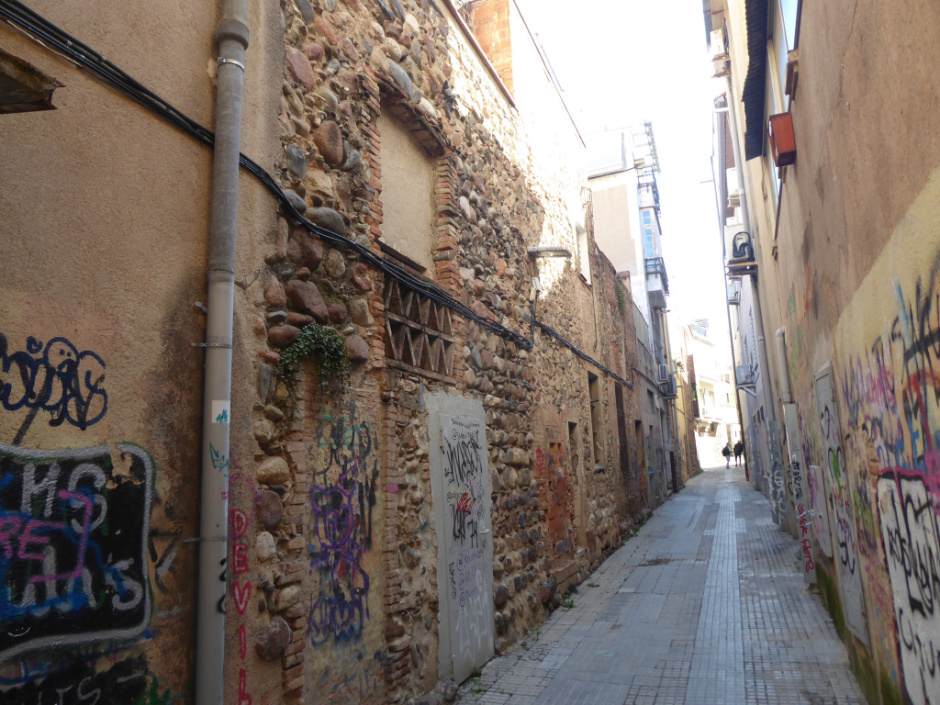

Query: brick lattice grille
384;279;455;379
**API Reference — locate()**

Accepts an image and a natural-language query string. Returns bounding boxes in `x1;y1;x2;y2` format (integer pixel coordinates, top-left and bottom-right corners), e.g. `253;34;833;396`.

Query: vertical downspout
196;2;249;704
775;327;793;404
717;88;750;480
721;81;751;480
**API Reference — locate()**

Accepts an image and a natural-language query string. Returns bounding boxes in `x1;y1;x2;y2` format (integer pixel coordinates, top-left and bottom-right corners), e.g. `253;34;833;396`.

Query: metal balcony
645;257;669;310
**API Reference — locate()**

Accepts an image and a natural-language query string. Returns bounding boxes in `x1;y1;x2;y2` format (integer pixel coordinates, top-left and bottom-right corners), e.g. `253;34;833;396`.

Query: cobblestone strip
683;480;745;705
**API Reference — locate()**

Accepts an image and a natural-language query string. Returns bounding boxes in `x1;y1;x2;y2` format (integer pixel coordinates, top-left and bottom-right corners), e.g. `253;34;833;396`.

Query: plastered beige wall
0;1;281;702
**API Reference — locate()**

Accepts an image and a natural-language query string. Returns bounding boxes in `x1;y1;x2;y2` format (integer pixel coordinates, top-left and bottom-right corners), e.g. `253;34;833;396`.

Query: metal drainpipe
196;2;249;704
714;96;749;479
775;327;793;404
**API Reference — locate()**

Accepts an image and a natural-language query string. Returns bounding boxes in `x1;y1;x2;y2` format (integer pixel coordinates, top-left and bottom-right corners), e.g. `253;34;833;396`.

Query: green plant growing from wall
616;283;627;312
277;323;348;392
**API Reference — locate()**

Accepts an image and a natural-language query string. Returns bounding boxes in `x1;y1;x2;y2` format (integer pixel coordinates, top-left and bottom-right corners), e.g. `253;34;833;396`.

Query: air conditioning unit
710;29;728;60
658;363;669;382
662;374;678;399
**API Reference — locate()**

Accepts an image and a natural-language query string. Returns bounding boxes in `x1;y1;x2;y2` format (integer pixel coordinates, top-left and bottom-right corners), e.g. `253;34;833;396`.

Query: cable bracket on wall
216;57;244;72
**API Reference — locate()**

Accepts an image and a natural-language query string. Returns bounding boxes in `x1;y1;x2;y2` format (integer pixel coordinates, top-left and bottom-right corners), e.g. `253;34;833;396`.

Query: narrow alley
456;467;865;705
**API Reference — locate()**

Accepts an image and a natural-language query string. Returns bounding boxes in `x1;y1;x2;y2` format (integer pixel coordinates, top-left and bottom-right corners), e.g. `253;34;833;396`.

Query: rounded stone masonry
286;312;314;327
255;531;277;562
312;120;345;166
287;229;324;270
277;585;301;611
265;278;286;307
345;334;370;363
350;263;373;292
306;206;346;236
322;249;346;279
282;188;307;213
268;324;301;348
255;616;292;661
328;303;348;323
285;144;306;180
286;279;329;322
494;583;509;608
349;297;374;326
256;456;291;486
256;489;284;529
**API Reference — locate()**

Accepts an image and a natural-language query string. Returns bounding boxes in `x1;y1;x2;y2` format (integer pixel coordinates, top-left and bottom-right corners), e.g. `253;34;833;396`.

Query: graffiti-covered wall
715;0;940;700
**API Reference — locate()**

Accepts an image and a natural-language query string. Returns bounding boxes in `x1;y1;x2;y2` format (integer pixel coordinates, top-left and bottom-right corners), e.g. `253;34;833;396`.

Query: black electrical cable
534;321;634;390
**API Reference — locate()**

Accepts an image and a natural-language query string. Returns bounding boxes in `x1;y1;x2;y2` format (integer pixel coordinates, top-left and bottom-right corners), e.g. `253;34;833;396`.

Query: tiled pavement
455;467;866;705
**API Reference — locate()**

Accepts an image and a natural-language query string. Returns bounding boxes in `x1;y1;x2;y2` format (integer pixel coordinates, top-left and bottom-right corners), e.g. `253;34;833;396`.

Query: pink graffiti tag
232;581;251;616
233;542;248;576
232;508;248;539
455;491;476;515
238;669;252;705
238;624;247;660
0;490;94;584
535;448;547;472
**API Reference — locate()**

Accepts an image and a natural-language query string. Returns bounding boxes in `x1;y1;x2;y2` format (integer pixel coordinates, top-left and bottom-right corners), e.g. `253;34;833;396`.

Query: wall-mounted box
769;112;796;167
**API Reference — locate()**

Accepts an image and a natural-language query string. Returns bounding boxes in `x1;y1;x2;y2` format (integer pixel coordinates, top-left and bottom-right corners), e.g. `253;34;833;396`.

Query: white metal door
435;413;494;682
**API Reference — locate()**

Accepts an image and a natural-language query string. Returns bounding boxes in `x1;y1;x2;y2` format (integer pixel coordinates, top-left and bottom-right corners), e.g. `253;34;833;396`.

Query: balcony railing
645;257;669;294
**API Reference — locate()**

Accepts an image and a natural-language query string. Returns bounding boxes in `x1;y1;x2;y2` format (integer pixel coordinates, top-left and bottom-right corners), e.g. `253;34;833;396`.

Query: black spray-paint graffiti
0;334;107;442
307;408;378;646
443;432;483;486
443;426;485;550
2;655;171;705
879;473;940;705
0;442;152;662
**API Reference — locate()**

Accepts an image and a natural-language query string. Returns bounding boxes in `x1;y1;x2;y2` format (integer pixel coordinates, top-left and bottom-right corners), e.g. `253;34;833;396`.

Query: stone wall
233;1;654;703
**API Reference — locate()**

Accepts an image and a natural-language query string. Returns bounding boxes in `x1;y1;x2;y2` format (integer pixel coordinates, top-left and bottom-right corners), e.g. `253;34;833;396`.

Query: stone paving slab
456;467;866;705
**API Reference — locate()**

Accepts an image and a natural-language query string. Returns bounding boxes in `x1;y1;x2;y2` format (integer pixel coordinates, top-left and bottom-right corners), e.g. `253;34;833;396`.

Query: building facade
673;319;739;468
705;0;940;703
0;1;691;704
588;125;692;505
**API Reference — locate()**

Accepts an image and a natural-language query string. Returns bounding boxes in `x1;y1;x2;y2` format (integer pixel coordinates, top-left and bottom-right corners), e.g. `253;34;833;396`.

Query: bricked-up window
378;112;434;271
384;278;456;380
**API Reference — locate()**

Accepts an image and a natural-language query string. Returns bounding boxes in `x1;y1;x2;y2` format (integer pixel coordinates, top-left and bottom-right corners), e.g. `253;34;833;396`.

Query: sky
514;0;733;356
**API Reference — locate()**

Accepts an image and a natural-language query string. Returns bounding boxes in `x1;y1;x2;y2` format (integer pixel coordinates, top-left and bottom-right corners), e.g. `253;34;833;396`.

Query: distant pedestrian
721;441;732;468
733;439;744;466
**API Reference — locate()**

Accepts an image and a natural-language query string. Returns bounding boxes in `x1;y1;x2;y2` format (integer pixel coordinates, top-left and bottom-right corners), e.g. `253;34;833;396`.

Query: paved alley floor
456;467;865;705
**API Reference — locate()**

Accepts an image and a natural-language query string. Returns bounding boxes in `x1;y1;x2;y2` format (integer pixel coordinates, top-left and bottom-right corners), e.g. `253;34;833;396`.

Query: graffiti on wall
816;366;870;645
307;406;378;647
784;404;816;579
878;473;940;704
0;334;108;443
767;424;788;524
2;655;171;705
444;426;485;550
835;249;940;702
0;442;152;662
